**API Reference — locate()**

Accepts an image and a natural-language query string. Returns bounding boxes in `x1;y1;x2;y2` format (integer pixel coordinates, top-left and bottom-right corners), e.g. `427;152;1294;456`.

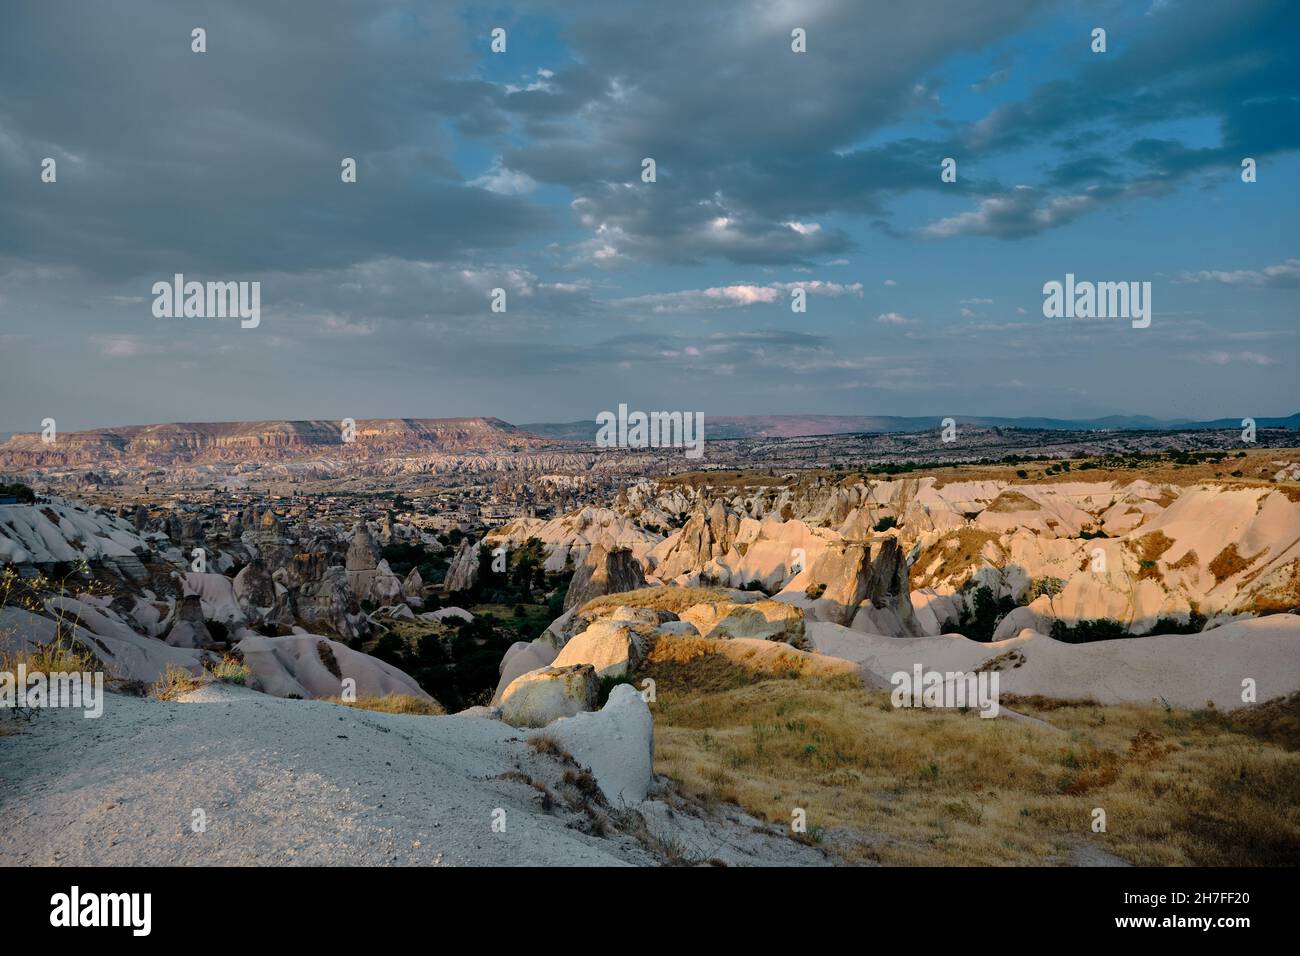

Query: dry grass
150;664;205;701
1133;530;1175;582
1248;559;1300;614
324;693;445;715
1208;543;1261;585
643;654;1300;866
910;529;1001;590
984;490;1040;513
0;629;97;679
581;586;739;616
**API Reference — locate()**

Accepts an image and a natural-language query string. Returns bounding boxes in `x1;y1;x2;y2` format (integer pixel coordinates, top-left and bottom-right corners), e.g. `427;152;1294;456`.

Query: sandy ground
0;683;826;867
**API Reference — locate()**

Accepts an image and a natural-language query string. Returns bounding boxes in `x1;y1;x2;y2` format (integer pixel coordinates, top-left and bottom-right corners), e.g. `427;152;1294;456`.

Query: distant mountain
0;417;546;469
520;412;1300;441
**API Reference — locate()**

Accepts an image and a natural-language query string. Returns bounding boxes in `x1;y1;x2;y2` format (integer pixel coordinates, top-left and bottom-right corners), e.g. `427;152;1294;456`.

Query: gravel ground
0;682;828;866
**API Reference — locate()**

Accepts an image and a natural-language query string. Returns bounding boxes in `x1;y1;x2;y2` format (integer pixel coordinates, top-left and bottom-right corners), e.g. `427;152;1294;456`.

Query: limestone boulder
499;663;599;728
551;619;649;677
491;639;560;705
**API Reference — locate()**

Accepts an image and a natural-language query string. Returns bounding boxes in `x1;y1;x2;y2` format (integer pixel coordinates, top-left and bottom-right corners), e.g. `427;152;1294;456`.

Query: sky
0;0;1297;432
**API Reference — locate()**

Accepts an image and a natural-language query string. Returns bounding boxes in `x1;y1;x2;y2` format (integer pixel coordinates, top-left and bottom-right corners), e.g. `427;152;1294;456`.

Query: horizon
3;407;1300;440
2;0;1297;431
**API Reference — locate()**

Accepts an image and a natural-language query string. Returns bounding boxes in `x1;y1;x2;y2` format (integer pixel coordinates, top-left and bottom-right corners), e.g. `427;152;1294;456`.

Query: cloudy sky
1;0;1297;432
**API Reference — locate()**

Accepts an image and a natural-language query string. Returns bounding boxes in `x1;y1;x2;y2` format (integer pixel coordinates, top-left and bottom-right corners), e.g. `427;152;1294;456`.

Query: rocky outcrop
297;566;368;641
369;559;404;605
650;500;742;581
551;619;650;677
236;633;432;701
445;539;479;593
564;544;647;611
491;640;559;704
781;536;921;636
402;567;424;606
529;683;653;806
679;598;806;645
3;599;203;684
344;521;381;595
163;594;218;649
233;558;294;630
499;664;599;728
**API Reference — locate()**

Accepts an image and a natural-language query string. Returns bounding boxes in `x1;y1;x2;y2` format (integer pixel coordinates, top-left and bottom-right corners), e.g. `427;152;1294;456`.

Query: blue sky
0;0;1296;431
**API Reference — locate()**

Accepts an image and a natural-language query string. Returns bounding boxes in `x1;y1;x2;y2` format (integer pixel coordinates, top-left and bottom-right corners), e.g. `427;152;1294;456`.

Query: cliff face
0;417;547;468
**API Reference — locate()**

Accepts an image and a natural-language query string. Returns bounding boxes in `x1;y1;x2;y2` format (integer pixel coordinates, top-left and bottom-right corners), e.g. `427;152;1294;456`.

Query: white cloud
470;160;538;196
1175;258;1300;288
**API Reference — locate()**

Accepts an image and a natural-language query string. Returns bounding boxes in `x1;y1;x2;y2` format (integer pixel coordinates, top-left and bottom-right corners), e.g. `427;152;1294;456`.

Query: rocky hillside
0;417;552;469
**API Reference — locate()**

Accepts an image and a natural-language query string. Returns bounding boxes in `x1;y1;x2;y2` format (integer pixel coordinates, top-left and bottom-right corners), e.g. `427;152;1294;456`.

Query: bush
151;664;204;700
804;583;826;600
957;585;1015;642
873;515;898;532
1029;576;1065;600
0;482;36;503
211;658;250;685
1049;618;1130;644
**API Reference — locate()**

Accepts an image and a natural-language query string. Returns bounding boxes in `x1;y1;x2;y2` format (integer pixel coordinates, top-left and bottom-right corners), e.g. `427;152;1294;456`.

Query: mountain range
2;412;1297;471
520;412;1300;441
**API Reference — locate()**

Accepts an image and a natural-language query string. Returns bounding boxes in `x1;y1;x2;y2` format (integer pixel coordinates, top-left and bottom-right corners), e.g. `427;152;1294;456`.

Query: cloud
1183;350;1277;366
470;160;539;196
923;186;1106;239
617;280;862;314
876;311;913;325
970;68;1010;93
1176;258;1300;288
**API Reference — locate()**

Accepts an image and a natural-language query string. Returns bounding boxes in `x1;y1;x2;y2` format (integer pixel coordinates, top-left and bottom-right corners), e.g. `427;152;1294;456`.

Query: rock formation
499;663;600;728
564;544;647;610
445;538;479;592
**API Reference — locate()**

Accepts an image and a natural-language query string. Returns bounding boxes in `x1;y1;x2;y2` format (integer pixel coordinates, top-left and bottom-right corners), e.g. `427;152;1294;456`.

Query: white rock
499;664;599;728
491;640;559;705
530;683;653;806
552;619;648;677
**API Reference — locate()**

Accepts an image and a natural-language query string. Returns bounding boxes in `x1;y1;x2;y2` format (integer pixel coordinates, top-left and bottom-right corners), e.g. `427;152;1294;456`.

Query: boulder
530;684;653;806
804;537;921;635
551;619;649;677
368;559;404;605
492;639;560;705
499;663;599;728
402;567;424;606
